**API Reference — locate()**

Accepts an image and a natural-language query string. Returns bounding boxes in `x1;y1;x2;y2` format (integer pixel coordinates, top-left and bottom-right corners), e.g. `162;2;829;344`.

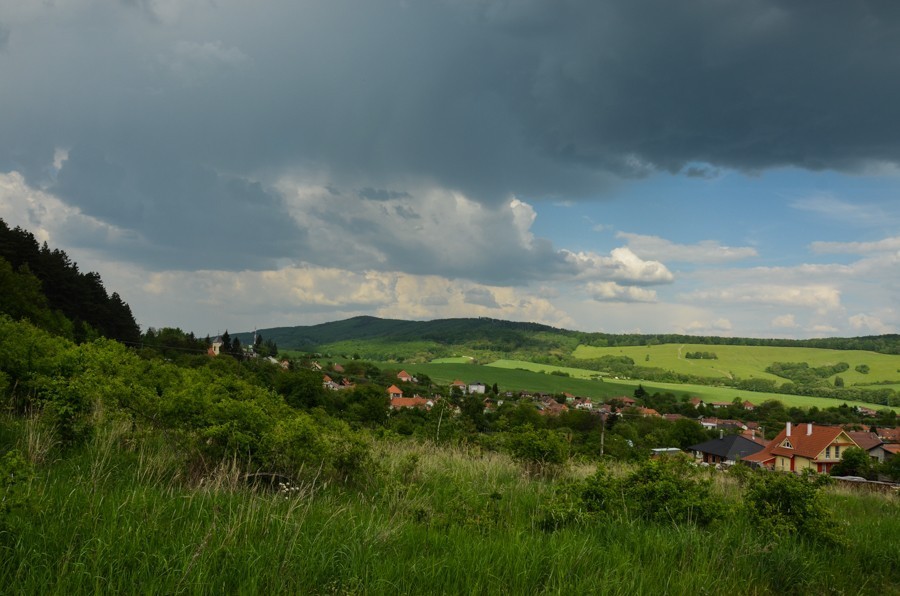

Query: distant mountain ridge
235;316;566;350
235;316;900;357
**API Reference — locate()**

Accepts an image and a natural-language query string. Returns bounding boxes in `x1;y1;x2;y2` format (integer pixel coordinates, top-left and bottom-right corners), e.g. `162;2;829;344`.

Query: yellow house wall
775;455;791;471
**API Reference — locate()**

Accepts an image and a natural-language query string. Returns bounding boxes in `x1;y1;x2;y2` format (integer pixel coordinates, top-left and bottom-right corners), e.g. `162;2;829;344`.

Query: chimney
807;423;813;436
751;430;755;440
719;429;724;439
786;422;791;437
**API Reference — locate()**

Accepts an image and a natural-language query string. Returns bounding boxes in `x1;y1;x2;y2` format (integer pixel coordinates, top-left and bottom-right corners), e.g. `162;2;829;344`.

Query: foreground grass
2;426;899;594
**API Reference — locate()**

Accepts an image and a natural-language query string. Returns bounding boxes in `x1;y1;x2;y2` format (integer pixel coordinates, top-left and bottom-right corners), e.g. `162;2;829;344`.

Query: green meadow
573;343;900;386
392;361;900;412
3;424;898;595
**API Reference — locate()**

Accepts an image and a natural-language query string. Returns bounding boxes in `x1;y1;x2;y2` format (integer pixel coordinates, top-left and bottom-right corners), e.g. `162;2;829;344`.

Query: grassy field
393;361;900;412
3;422;899;594
573;343;900;385
430;356;475;364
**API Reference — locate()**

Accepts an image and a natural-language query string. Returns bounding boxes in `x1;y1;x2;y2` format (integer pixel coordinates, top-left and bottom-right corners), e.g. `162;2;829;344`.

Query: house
209;336;224;356
450;379;468;394
740;428;767;446
877;427;900;443
879;443;900;461
699;417;747;431
609;396;636;406
742;401;756;411
539;399;568;416
699;417;720;430
468;382;487;395
332;363;345;373
635;407;661;418
855;406;879;418
848;431;886;462
386;385;403;399
663;413;687;422
709;401;732;409
688;397;705;408
573;398;593;411
688;435;766;465
749;422;860;474
390;395;432;410
397;370;415;383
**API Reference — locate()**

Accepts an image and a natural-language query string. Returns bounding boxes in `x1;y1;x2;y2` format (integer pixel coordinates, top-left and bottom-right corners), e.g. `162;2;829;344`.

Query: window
825;447;831;459
835;445;841;459
781;439;793;449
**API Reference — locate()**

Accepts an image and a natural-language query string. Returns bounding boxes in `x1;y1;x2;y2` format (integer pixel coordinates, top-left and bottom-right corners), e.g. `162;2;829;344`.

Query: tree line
0;218;140;344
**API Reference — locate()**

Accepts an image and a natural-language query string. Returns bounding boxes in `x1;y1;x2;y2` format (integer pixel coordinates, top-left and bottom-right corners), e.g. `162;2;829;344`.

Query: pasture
573;343;900;385
395;361;900;412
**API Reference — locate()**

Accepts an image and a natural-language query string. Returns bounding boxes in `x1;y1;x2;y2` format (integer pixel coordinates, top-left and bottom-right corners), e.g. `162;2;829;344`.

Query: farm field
392;361;900;413
573;343;900;385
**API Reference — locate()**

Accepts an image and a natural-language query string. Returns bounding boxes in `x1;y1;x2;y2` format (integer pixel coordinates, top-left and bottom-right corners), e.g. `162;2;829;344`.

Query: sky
2;0;900;339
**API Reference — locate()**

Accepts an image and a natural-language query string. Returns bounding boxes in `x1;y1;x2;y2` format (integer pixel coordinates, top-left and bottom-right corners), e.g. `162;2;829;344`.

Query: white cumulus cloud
617;232;758;264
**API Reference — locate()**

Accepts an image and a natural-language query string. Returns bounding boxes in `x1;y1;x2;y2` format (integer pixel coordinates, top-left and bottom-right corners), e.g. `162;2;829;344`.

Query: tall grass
1;422;898;594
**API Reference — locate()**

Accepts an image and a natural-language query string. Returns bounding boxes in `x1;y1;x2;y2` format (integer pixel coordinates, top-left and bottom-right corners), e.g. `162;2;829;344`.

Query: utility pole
600;411;606;457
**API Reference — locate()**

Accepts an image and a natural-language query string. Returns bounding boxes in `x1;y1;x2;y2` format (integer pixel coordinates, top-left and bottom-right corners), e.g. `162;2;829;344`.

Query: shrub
262;412;372;484
619;458;725;526
743;471;841;545
0;449;33;531
506;425;569;474
830;447;874;479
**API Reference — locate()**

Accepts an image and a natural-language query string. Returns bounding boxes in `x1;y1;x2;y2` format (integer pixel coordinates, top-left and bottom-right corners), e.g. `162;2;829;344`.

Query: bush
507;425;569;474
263;412;372;484
619;458;724;526
830;447;874;479
743;471;841;545
0;449;33;533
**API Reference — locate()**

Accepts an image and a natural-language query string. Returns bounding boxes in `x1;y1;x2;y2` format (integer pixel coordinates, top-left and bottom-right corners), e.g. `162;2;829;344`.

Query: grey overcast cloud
2;1;899;336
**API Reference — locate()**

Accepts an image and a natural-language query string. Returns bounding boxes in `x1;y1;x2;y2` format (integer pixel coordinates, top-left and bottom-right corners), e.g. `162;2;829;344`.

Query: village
310;361;900;484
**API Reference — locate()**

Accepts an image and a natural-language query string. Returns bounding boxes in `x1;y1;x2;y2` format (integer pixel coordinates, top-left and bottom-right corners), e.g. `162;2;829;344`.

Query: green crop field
573;343;900;385
394;361;900;412
430;356;475;364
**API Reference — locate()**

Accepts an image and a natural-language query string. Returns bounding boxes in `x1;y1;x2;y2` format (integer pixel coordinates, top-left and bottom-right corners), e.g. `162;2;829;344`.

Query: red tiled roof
386;385;402;396
882;443;900;455
743;436;778;464
740;429;768;446
769;423;856;459
878;427;900;442
391;396;429;409
847;431;882;451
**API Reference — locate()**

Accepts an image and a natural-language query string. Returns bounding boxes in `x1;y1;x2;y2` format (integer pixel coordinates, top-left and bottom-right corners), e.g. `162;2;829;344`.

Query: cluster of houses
688;422;900;474
312;365;900;478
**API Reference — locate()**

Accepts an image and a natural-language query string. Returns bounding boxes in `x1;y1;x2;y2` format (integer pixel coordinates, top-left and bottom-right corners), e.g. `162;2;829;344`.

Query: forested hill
236;316;568;351
239;316;900;358
0;218;140;343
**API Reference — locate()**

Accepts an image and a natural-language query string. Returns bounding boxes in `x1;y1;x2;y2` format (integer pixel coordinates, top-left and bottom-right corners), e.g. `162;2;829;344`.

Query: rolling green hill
248;316;900;406
572;343;900;386
375;361;899;412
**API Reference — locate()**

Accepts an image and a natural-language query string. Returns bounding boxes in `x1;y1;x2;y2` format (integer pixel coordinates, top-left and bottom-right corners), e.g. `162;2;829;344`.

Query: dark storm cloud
53;145;305;270
3;0;900;273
